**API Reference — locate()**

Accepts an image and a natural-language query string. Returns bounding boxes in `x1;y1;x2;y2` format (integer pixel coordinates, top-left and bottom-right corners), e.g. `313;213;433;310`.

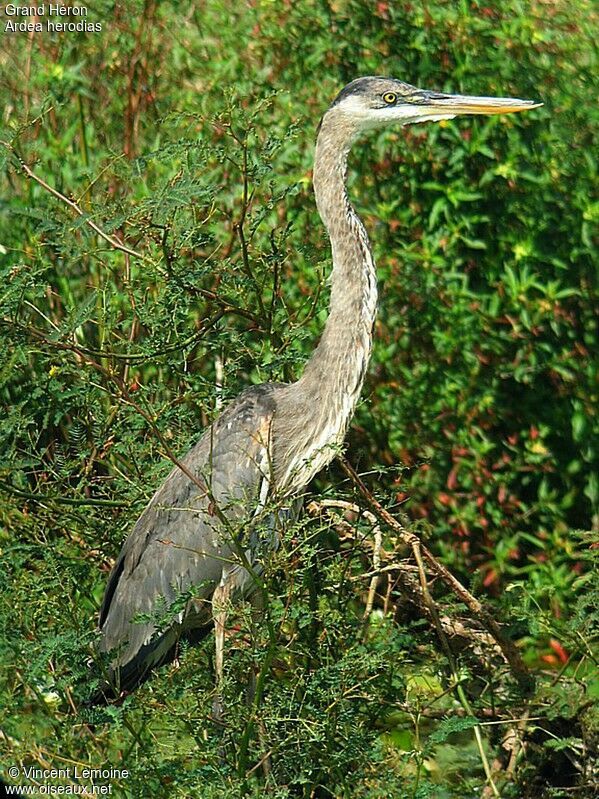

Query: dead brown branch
307;499;500;658
338;457;533;690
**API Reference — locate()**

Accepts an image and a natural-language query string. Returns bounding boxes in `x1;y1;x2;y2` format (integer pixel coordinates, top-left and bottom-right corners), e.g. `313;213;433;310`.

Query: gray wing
97;383;278;688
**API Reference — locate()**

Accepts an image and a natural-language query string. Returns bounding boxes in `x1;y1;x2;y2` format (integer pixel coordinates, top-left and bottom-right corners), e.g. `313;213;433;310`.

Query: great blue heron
96;77;539;704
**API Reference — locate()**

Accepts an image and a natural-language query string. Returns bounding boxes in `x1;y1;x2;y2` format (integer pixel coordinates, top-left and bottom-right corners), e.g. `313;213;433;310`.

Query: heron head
329;76;541;132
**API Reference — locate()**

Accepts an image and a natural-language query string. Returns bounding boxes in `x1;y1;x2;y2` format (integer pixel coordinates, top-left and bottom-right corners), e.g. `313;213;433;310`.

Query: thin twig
0;140;143;259
309;499;382;620
12;322;211;501
482;709;531;798
3;312;224;363
0;480;130;508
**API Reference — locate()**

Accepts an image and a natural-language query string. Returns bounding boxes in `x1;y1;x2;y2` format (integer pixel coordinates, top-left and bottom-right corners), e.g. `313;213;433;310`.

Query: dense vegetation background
0;1;597;797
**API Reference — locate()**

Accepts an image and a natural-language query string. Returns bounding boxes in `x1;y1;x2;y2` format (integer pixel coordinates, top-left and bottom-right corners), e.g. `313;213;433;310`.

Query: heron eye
382;92;397;105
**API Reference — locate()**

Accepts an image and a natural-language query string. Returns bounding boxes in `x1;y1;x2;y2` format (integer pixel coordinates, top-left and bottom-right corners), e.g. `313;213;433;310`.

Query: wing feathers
97;384;279;687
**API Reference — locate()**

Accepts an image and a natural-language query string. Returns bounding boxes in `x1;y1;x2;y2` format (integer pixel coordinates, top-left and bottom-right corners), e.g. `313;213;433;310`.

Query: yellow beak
420;91;543;116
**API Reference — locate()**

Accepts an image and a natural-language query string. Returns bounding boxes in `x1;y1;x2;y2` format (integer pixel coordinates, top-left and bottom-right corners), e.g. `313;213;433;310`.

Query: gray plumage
97;77;540;696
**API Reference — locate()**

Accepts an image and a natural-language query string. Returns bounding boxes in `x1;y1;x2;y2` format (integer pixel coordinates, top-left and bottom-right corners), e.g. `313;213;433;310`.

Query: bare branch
338;457;533;689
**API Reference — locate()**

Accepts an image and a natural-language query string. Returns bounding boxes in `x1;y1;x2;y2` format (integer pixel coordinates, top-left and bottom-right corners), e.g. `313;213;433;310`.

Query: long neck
298;112;378;439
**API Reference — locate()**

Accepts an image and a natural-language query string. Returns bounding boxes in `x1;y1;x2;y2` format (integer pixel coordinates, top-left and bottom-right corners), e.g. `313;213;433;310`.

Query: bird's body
97;77;539;697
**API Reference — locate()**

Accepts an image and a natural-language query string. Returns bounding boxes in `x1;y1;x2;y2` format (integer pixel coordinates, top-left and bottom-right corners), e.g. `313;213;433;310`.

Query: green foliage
0;1;597;797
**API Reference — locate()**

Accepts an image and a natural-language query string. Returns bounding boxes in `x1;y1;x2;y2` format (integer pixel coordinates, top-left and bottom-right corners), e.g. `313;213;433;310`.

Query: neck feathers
282;110;378;488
